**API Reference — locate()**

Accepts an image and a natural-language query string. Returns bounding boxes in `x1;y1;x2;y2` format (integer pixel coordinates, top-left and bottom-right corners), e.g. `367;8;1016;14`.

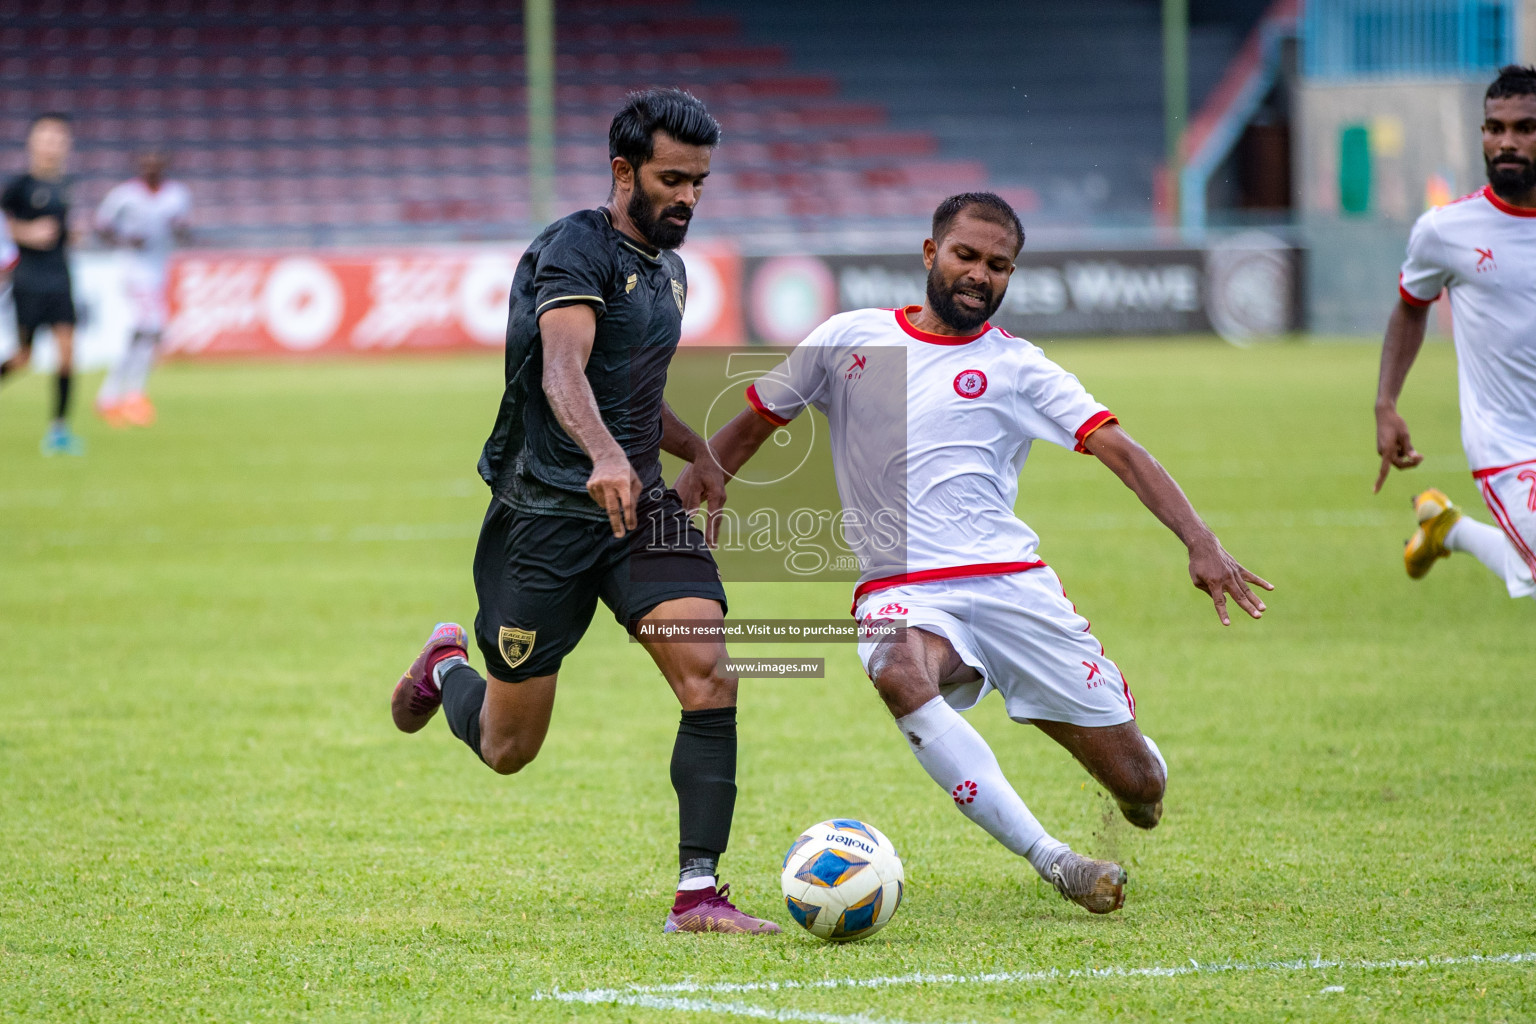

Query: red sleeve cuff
1073;410;1118;453
745;384;791;426
1398;275;1437;308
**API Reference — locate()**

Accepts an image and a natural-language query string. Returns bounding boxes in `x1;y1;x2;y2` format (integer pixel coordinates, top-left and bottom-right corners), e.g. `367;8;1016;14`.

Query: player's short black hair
608;88;721;173
931;192;1025;254
1486;65;1536;101
30;111;71;128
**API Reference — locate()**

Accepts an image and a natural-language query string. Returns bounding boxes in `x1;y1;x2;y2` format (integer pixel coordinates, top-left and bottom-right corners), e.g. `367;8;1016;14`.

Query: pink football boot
664;884;781;934
390;622;468;733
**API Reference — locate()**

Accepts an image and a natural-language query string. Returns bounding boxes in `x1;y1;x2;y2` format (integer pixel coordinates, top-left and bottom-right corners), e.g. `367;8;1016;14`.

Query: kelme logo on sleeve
497;626;536;669
671;278;686;314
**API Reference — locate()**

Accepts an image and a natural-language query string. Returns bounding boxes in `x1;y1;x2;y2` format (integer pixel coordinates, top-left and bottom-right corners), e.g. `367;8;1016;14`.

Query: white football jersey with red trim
1399;185;1536;470
746;305;1113;588
95;178;192;280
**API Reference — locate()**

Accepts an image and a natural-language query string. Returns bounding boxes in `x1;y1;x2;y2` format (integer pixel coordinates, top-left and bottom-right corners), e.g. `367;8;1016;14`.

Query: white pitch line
543;989;937;1024
534;951;1536;1022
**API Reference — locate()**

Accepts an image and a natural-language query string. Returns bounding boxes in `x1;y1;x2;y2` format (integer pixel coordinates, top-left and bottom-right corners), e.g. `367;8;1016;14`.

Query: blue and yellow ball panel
782;834;812;870
830;886;884;941
793;849;869;888
784;894;821;930
893;878;903;912
828;819;878;843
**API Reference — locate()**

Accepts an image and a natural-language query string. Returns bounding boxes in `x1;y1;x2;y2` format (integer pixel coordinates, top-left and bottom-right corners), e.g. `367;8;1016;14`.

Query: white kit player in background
1376;65;1536;600
94;150;191;428
0;218;14;295
678;192;1271;915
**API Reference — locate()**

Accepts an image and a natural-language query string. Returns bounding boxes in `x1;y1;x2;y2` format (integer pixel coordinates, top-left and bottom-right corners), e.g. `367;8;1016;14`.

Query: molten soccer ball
780;818;904;942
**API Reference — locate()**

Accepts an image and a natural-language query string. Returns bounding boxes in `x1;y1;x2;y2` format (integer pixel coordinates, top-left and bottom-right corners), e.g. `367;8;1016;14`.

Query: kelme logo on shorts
498;626;536;670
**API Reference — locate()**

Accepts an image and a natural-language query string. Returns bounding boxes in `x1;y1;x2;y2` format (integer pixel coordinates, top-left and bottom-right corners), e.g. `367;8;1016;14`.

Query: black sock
672;706;738;880
54;371;72;420
440;662;489;767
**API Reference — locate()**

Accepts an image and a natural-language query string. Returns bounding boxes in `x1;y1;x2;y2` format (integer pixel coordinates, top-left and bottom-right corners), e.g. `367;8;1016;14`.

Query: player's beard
627;185;693;249
925;266;1001;333
1485;151;1536;200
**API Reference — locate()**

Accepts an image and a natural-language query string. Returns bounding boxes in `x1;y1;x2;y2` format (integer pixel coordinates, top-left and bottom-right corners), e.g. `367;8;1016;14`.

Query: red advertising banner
162;241;743;358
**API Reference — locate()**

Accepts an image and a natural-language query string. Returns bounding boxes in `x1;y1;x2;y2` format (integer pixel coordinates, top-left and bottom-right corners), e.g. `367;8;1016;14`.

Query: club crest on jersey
953;369;988;399
670;278;686;314
497;626;536;670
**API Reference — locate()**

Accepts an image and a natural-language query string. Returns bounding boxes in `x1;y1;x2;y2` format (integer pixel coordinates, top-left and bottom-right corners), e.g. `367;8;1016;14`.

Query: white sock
124;333;158;396
895;696;1065;880
1447;517;1534;592
97;352;132;404
431;655;467;689
1143;734;1167;784
678;874;716;891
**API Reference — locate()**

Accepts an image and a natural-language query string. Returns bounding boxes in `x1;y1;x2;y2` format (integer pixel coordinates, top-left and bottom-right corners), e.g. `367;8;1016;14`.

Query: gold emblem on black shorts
670;278;686;315
497;626;536;670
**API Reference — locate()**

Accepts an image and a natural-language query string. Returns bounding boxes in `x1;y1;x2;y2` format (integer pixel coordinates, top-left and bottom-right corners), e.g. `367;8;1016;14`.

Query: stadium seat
0;0;1133;240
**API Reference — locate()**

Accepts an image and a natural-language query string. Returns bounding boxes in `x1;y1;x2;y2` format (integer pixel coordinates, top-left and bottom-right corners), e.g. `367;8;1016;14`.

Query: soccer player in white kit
679;193;1271;914
93;151;191;428
1377;65;1536;601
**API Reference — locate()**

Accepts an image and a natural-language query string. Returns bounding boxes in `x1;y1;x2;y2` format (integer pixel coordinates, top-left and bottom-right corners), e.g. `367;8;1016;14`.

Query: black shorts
471;487;727;681
12;287;75;332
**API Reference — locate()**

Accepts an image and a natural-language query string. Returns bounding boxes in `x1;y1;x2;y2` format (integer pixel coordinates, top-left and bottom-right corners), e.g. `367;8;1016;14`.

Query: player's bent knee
1111;758;1165;807
482;740;539;776
674;668;736;711
868;648;940;716
478;723;548;776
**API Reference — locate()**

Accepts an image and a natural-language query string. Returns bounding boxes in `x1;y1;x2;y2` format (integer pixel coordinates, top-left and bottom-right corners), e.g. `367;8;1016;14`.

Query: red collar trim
1481;184;1536;218
895;305;991;345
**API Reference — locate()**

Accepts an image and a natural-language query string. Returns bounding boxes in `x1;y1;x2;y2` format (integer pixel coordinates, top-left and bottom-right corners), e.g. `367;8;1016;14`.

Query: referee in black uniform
389;89;779;934
1;112;83;456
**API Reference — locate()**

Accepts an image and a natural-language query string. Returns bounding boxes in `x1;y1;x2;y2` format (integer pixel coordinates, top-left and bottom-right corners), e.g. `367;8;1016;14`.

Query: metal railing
1302;0;1515;78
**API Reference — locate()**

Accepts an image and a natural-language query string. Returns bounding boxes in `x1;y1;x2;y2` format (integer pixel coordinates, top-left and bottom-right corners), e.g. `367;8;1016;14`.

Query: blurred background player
1376;64;1536;602
0;218;14;299
1;112;82;456
93;150;192;429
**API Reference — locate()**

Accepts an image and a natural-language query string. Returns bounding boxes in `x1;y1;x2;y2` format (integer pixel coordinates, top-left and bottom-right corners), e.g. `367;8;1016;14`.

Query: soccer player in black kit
2;113;82;456
389;89;778;934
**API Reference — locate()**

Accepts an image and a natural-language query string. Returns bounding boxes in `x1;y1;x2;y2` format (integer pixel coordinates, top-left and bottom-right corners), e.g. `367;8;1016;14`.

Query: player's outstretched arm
663;402;727;524
1084;423;1272;625
540;303;642;538
675;406;780;546
1373;298;1431;493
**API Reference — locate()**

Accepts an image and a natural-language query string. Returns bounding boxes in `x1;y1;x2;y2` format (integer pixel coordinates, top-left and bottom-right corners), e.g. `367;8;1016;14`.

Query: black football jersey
478;208;689;520
1;173;72;293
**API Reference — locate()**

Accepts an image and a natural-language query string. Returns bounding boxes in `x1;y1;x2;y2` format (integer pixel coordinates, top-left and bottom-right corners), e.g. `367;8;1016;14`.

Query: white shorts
854;568;1136;727
123;264;168;334
1473;460;1536;598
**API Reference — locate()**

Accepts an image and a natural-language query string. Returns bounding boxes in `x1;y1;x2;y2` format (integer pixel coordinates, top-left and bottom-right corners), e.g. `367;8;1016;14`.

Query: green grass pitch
1;339;1531;1023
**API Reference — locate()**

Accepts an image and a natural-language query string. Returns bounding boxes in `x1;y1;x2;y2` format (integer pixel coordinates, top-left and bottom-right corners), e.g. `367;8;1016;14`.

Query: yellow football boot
1404;488;1463;579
